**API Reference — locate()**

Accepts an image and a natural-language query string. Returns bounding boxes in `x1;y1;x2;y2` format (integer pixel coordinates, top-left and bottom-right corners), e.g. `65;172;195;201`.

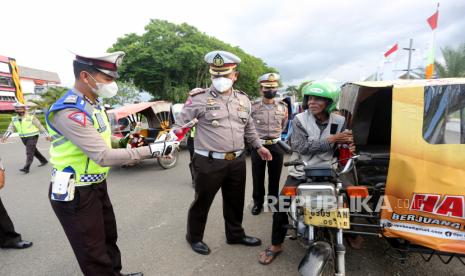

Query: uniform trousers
271;176;306;245
50;180;122;276
0;197;21;247
187;153;247;243
20;135;47;169
251;144;284;206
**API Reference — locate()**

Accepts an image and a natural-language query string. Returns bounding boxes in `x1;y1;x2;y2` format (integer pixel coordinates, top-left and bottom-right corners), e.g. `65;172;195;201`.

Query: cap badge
268;74;276;81
213;54;224;67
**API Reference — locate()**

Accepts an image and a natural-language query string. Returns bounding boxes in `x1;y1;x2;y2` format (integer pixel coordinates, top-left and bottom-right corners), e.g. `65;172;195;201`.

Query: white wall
19;79;35;94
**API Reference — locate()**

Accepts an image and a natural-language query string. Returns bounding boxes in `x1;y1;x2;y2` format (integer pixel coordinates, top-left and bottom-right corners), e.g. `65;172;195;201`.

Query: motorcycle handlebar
277;140;292;154
284;160;305;167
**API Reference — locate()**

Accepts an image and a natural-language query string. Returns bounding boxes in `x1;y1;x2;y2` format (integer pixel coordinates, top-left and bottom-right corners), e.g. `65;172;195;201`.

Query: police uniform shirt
251;100;288;139
50;90;152;166
175;87;262;152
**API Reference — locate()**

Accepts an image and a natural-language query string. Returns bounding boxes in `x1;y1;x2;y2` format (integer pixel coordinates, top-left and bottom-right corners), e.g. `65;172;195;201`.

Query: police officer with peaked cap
45;51;169;276
250;73;288;215
174;50;273;255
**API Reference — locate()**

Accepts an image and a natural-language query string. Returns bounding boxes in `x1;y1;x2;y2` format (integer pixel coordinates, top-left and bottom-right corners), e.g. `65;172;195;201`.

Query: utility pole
403;39;415;79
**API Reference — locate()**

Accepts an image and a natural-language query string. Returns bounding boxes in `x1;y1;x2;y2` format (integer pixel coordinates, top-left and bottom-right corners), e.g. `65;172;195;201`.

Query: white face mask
212;77;233;93
87;73;119;98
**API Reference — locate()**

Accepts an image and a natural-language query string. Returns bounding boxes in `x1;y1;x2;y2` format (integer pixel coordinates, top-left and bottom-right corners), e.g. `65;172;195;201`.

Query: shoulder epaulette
189;88;206;97
235;90;250;99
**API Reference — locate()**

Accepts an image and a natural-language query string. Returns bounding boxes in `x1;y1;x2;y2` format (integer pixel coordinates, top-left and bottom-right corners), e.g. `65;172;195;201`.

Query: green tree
102;81;141;106
109;19;276;102
31;86;68;111
296;81;312;101
435;43;465;78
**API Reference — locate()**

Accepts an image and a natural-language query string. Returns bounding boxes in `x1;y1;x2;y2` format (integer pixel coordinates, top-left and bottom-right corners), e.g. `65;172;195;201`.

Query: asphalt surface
0;137;464;276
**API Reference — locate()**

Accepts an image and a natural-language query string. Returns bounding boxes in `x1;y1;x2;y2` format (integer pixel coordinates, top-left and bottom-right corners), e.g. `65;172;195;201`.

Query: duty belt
195;149;244;160
260;138;280;145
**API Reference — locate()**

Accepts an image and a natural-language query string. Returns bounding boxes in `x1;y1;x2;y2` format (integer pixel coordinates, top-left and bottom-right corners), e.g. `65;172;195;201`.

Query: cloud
1;0;464;88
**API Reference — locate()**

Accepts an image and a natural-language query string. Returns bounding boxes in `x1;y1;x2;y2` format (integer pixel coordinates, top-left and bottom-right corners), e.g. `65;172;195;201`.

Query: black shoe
186;236;210;255
38;161;48;167
251;204;263;215
1;240;33;249
227;235;262;246
121;273;143;276
19;168;29;174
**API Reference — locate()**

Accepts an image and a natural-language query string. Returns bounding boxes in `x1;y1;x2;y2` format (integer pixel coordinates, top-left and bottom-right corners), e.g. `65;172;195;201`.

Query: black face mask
263;90;277;99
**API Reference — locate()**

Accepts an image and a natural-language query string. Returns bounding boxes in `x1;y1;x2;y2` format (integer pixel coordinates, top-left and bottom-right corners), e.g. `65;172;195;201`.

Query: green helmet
302;81;340;112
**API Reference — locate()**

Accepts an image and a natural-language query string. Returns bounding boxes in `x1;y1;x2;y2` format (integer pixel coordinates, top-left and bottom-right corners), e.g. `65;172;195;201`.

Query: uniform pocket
205;110;228;120
253;114;265;125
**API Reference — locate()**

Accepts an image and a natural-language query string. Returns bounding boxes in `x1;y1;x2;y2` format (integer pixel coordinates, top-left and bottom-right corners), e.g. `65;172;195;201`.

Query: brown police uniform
176;85;263;243
251;99;288;208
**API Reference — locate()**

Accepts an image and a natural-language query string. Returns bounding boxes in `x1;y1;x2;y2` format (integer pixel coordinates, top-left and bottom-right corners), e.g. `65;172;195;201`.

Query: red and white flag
384;43;399;58
427;9;439;30
425;3;440;79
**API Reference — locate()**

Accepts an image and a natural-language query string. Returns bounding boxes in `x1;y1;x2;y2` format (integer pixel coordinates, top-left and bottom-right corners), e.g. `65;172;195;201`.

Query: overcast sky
1;0;464;87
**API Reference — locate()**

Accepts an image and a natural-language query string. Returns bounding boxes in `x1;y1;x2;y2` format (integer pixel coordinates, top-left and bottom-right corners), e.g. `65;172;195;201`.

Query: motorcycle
283;154;358;276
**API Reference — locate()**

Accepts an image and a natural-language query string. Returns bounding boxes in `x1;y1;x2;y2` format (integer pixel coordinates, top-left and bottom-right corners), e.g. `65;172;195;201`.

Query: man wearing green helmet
258;81;354;265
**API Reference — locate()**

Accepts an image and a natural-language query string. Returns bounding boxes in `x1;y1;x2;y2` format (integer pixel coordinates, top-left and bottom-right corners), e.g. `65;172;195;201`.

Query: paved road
0;138;463;275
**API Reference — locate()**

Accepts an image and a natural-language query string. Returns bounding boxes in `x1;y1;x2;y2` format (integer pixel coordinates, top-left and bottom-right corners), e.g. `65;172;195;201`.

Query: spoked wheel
157;148;179;169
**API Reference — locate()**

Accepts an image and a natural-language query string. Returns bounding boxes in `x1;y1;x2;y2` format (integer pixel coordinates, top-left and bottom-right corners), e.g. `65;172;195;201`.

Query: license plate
304;208;350;229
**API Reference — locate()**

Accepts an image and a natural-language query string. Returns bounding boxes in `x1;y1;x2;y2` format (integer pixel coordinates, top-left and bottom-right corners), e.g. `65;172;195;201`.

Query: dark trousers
50;180;122;276
0;197;21;247
251;144;284;206
187;154;246;243
20;135;47;170
187;137;195;183
271;176;305;246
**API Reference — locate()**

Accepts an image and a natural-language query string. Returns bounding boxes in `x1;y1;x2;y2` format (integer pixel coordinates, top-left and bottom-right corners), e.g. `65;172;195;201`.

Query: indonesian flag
425;4;440;79
384;43;398;58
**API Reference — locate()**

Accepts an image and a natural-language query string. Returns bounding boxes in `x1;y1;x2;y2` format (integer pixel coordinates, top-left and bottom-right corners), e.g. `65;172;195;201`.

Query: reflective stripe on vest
12;115;40;137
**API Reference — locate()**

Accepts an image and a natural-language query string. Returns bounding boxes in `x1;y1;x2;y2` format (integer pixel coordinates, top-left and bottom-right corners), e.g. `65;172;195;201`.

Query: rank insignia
64;95;78;104
207;98;216;105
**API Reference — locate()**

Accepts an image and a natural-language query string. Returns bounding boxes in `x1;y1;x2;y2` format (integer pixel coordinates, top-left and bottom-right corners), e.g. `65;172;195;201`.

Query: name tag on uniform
94;113;107;133
51;171;75;202
206;106;220;111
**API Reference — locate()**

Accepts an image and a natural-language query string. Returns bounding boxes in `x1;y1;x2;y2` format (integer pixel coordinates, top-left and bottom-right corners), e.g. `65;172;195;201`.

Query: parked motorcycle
283;155;358;276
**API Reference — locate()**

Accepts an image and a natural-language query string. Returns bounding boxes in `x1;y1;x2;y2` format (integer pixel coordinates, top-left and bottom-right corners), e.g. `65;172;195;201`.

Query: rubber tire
298;241;335;276
157;149;178;169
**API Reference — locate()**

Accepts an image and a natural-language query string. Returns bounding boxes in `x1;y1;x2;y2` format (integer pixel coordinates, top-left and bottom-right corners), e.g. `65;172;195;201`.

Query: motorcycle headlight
296;184;337;211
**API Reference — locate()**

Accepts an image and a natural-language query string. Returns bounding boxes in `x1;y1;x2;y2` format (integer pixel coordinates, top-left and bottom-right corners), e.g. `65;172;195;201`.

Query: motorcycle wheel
157;149;179;169
298;241;335;276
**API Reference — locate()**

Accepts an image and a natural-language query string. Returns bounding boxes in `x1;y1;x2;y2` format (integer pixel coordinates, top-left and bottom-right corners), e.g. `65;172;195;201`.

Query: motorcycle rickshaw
285;78;465;275
107;101;179;169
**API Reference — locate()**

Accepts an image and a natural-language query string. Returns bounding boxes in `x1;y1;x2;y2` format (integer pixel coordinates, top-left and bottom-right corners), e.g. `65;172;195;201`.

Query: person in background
1;103;51;174
250;73;288;215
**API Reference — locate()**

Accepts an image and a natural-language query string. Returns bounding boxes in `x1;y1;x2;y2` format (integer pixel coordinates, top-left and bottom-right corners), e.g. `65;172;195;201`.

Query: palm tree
31;87;68;111
435;43;465;78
